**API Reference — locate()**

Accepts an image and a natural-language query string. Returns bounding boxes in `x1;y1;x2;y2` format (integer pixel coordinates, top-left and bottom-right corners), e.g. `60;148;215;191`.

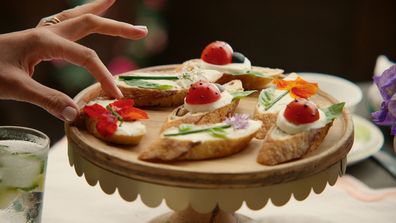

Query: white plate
299;72;363;113
347;115;384;165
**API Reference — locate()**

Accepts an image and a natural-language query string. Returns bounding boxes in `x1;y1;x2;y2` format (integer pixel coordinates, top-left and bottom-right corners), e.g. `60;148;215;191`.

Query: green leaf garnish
118;75;179;80
259;87;288;111
321;102;345;123
106;105;124;126
122;79;174;90
227;70;271;78
164;124;231;137
231;90;257;100
178;124;194;132
208;127;228;138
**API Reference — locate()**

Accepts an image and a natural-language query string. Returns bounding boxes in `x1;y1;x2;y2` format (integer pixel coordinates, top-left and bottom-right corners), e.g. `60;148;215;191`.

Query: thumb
18;78;79;122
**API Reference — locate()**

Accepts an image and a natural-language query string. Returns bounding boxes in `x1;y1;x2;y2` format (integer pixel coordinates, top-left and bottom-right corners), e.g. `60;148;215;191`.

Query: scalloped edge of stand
68;140;346;214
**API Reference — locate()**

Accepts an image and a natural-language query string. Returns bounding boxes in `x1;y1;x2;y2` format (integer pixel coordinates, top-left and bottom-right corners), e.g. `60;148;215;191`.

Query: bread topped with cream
257;98;345;165
161;79;255;131
253;73;312;139
82;99;148;145
139;114;262;161
115;62;223;107
183;41;284;90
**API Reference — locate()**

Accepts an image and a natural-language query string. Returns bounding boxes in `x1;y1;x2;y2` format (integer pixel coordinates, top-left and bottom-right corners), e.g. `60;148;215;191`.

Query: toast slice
82;99;147;145
253;73;299;139
257;101;345;165
115;64;223;107
160;80;247;131
139;119;262;161
183;59;284;90
257;123;332;165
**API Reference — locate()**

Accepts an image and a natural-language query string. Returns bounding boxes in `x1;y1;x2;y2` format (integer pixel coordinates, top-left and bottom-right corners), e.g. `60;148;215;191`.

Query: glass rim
0;125;50;149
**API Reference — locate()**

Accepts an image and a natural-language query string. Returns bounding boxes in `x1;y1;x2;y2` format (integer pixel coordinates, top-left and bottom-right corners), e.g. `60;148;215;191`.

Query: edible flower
83;99;148;137
273;76;318;99
372;65;396;134
225;113;250;130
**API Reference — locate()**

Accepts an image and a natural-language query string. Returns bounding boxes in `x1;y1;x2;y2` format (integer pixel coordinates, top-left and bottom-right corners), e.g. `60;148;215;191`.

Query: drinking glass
0;126;49;223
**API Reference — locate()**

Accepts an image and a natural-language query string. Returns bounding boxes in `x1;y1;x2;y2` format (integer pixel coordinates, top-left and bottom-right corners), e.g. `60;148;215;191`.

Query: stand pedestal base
148;207;252;223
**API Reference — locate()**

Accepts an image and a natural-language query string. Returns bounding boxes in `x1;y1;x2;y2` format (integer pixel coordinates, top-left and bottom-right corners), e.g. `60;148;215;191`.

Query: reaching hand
0;0;147;121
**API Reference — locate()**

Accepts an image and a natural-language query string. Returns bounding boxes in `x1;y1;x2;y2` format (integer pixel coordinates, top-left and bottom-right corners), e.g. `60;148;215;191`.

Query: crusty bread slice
85;118;145;145
82;99;146;145
115;68;223;107
216;67;284;90
253;73;300;139
117;86;187;107
160;80;243;131
257;123;332;165
139;120;262;161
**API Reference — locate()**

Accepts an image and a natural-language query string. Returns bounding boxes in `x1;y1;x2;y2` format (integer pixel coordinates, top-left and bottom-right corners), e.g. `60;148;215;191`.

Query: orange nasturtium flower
272;77;318;98
83;99;148;137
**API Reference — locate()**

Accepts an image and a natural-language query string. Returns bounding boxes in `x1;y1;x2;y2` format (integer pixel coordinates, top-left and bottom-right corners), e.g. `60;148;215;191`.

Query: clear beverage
0;127;49;223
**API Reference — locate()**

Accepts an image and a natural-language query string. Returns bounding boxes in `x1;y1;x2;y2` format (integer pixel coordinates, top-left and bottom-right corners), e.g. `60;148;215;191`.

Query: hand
0;0;147;122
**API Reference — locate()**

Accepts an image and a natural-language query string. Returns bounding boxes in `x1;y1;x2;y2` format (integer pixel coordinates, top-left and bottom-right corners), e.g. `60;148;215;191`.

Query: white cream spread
87;100;146;136
276;107;328;134
184;90;233;113
198;58;252;74
164;120;262;142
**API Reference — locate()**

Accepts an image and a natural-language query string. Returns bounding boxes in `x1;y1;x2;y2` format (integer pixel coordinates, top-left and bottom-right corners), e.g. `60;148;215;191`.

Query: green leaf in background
231;90;256;100
123;79;174;90
321;102;345;122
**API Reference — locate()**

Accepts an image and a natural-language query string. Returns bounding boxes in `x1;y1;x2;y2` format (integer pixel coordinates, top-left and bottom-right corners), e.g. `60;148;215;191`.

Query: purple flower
372;65;396;134
225;114;250;130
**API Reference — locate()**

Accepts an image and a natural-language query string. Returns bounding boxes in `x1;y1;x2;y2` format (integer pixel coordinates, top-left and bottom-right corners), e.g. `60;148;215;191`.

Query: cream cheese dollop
276;107;328;134
184;91;233;113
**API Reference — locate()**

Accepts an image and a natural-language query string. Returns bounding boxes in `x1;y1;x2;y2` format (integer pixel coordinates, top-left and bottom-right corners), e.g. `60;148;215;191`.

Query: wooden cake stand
65;65;354;223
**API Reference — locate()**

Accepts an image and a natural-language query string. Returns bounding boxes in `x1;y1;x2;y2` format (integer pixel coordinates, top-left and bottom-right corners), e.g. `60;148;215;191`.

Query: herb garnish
231;90;256;100
259;87;289;111
164;124;231;138
122;79;174;90
321;102;345;123
106;105;124;126
227;70;271;78
118;75;178;80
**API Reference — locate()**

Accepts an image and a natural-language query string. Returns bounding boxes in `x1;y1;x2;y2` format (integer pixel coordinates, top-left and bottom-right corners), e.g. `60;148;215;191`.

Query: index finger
37;0;115;27
37;32;123;99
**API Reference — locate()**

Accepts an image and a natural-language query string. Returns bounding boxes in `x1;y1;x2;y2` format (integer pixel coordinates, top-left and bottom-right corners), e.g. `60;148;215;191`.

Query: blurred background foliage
0;0;395;144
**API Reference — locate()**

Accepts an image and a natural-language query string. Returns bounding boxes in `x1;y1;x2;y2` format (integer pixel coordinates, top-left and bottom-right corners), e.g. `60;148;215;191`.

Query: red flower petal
109;99;135;111
96;116;117;137
83;104;110;119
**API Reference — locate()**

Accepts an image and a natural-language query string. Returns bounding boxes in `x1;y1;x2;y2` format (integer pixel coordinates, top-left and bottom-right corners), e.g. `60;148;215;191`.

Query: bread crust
253;105;278;139
117;86;187;107
138;129;257;161
216;67;284;90
257;123;332;165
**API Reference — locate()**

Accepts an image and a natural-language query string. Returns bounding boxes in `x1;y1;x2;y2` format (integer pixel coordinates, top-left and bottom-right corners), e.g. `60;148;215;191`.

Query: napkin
42;138;396;223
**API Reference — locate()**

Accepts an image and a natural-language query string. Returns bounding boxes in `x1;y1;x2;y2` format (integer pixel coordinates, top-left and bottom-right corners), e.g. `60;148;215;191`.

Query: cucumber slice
0;154;43;190
0;186;20;209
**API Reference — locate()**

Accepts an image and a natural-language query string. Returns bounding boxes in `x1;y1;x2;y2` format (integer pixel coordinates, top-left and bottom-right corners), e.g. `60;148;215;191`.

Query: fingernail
62;106;78;122
133;25;148;32
115;88;124;99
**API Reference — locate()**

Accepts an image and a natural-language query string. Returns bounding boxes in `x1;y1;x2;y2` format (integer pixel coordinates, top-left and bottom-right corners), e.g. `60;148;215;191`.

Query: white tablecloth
42;138;396;223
